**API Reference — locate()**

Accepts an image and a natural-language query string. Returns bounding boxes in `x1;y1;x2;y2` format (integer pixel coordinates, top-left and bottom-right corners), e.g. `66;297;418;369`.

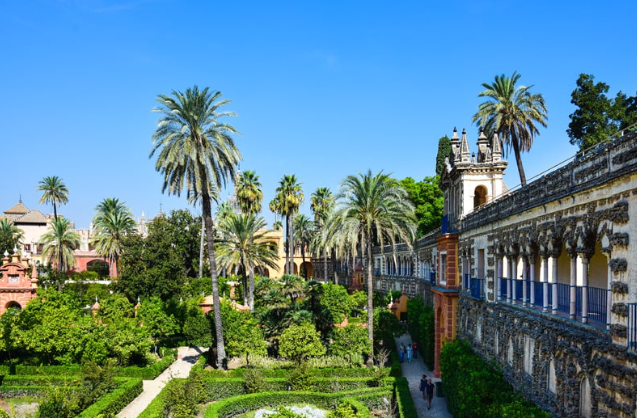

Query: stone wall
458;297;637;418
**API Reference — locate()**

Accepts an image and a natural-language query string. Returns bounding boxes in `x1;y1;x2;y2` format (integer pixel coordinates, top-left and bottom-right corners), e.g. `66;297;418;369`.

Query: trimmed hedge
440;339;551;418
13;365;81;375
200;367;377;379
117;350;176;380
0;375;80;386
394;377;417;418
203;390;381;418
76;377;143;418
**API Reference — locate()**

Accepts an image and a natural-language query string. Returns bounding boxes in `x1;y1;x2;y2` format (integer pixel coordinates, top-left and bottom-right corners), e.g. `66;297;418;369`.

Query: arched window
580;377;592;418
474;185;488;208
548;359;556;394
5;301;21;312
507;338;514;366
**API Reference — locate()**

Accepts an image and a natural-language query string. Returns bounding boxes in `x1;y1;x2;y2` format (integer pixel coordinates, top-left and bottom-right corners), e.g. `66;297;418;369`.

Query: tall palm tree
0;219;24;255
150;85;241;369
38;176;69;269
236;170;263;216
38;176;69;222
90;198;137;278
216;213;279;310
270;175;303;275
324;170;416;361
293;214;314;278
472;72;548;186
310;187;334;282
40;218;81;272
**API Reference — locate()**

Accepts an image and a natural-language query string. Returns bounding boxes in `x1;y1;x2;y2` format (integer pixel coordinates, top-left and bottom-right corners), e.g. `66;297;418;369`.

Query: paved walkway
395;334;453;418
117;346;203;418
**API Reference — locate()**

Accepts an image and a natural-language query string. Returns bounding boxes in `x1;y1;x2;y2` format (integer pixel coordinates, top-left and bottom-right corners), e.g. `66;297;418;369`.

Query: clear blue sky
2;0;636;228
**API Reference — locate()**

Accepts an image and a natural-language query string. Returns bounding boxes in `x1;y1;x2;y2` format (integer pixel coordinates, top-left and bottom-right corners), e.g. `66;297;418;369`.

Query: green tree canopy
40;218;81;273
567;73;637;150
400;176;443;236
278;322;325;364
329;324;371;366
435;135;451;176
0;219;24;256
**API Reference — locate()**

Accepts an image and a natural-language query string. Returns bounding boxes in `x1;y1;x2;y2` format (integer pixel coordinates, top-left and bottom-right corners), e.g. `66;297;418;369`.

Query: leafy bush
244;369;265;394
162;371;207;418
440;339;550;418
288;363;313;391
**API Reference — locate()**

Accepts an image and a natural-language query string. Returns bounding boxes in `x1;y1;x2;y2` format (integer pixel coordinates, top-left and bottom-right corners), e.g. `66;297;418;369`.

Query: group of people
419;375;435;410
399;342;417;363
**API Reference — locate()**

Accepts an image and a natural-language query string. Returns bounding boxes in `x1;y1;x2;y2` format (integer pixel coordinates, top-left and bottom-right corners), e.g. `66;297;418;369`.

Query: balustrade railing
588;286;609;325
499;277;507;299
556;283;570;314
532;281;543;307
515;280;524;303
469;277;485;300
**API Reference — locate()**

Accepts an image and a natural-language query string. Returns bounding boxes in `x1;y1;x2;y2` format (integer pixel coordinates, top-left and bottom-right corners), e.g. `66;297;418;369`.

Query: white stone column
569;254;577;320
551;255;558;315
522;256;528;306
511;255;517;303
530;255;536;307
580;254;589;324
542;255;549;312
496;255;502;302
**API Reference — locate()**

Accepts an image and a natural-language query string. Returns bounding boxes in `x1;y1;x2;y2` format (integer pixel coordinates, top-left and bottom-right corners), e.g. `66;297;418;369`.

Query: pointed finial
137;296;140;304
95;295;98;303
19;194;22;203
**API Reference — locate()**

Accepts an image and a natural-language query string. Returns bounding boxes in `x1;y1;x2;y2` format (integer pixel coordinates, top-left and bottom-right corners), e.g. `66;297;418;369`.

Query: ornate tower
431;128;508;377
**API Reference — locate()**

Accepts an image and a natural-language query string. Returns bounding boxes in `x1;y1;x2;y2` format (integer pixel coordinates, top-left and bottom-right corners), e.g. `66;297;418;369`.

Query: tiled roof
4;202;29;215
14;210;48;224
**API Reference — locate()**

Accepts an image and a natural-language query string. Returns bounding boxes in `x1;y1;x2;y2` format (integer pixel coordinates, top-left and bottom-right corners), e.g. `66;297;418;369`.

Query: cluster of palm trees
147;72;547;367
37;176;137;278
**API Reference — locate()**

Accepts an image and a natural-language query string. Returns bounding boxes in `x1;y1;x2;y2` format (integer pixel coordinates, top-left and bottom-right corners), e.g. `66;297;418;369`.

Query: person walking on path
407;343;413;363
400;343;405;363
419;374;427;399
425;377;435;410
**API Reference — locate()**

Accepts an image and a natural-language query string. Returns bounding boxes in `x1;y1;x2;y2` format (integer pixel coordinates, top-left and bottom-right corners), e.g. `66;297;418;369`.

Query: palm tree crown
90;198;137;278
216;213;279;310
310;187;334;282
324;170;416;360
150;85;241;369
38;176;69;222
40;218;81;272
236;170;263;216
472;71;548;186
271;175;304;275
0;219;24;255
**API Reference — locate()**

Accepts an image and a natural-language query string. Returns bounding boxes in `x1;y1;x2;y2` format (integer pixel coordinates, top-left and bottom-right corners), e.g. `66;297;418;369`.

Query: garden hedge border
203;390;381;418
394;377;417;418
76;377;143;418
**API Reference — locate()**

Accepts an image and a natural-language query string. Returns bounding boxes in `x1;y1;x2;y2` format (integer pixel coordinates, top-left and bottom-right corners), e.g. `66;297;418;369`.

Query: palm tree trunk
285;214;290;274
242;264;248;307
510;133;527;186
288;214;294;275
198;214;205;278
249;261;255;311
202;193;226;369
365;235;374;365
323;249;328;283
301;246;306;278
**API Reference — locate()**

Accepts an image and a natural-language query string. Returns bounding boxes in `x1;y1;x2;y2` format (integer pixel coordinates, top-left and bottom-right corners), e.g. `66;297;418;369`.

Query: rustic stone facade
373;129;637;417
0;251;38;315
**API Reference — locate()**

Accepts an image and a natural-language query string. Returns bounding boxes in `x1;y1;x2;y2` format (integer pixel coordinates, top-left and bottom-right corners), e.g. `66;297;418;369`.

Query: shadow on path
395;334;453;418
